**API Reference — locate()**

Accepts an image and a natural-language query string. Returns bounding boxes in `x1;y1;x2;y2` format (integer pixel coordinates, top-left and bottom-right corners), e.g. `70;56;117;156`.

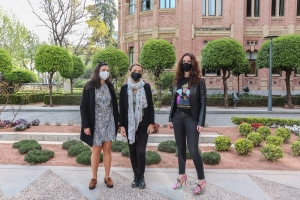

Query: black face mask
131;72;142;82
182;63;192;72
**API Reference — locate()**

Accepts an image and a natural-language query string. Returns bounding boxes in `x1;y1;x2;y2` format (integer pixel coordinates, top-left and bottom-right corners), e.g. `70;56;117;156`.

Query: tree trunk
49;73;54;107
70;78;73;94
222;68;230;108
285;69;293;109
156;77;162;107
237;74;240;95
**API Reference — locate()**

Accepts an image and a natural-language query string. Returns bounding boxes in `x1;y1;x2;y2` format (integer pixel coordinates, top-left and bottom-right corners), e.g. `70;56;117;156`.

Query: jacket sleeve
198;79;207;126
119;85;126;127
80;85;90;129
146;84;155;124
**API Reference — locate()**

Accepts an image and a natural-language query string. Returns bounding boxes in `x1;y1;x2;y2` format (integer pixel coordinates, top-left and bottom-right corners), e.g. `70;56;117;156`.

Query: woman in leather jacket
168;53;207;195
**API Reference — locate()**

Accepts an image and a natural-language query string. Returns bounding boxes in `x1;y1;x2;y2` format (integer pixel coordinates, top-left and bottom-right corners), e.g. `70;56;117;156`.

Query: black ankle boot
131;172;139;188
138;172;146;189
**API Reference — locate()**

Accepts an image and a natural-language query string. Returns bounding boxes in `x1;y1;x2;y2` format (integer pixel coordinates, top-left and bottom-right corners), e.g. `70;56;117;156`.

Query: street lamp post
264;36;278;111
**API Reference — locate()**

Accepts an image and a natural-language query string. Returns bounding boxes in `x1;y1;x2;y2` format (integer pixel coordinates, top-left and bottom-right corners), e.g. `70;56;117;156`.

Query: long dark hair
173;53;202;87
86;62;111;89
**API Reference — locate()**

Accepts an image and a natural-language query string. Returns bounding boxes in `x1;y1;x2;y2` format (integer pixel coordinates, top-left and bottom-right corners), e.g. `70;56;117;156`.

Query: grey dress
93;84;116;146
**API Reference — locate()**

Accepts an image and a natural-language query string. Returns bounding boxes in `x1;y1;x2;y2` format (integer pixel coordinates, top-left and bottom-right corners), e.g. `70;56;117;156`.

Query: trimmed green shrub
176;147;202;159
238;123;252;136
76;150;103;165
24;149;54;164
18;143;42;154
0;93;45;104
206;97;285;107
62;140;83;150
291;141;300;156
121;146;130;157
68;144;90;157
275;127;291;143
260;144;284;161
111;141;128;152
247;132;263;147
234;138;254;156
161;92;173;106
266;136;284;146
158;140;177;153
12;140;38;149
202;151;221;165
298;136;300;141
215;136;232;151
256;126;271;140
231;116;300;127
146;150;161;165
44;94;81;105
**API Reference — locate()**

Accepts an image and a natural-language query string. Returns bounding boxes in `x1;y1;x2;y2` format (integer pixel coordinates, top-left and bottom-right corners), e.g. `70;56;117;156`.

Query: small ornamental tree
139;39;176;105
60;55;85;94
92;47;128;90
0;48;13;73
34;45;73;107
201;38;248;107
3;68;38;87
257;34;300;109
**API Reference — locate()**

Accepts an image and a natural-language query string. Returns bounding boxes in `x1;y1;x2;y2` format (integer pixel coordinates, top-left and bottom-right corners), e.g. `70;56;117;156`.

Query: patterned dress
93;84;116;146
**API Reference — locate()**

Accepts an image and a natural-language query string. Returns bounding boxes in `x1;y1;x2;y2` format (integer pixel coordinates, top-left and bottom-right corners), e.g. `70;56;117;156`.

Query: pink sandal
193;181;206;195
173;174;187;189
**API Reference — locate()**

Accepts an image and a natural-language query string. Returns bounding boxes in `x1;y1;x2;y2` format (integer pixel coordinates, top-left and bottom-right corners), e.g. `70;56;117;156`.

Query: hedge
0;93;45;104
231;117;300;126
44;94;81;105
206;97;285;107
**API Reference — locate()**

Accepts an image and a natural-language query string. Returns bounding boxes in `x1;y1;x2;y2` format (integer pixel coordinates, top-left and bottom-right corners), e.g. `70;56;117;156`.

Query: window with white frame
246;0;259;17
160;0;175;9
141;0;152;11
129;47;134;66
202;68;221;76
271;0;284;17
202;0;222;16
246;51;257;76
129;0;134;15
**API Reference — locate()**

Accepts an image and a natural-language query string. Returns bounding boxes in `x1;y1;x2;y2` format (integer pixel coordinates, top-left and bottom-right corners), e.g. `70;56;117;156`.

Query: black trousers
172;111;205;180
127;126;149;174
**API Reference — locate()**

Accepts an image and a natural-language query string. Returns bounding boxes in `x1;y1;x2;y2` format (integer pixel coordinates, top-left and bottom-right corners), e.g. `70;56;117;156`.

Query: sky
0;0;118;43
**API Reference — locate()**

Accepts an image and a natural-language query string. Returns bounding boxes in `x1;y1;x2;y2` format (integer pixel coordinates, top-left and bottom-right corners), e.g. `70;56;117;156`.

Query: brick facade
118;0;300;93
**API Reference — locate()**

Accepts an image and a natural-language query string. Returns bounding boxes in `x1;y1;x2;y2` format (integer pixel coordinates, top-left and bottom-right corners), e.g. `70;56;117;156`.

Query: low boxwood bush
238;123;252;136
121;146;130;157
231;117;300;127
12;140;38;149
256;126;271;140
234;138;254;156
291;141;300;156
0;93;45;104
111;141;128;152
24;149;54;164
274;127;291;143
266;136;284;146
247;132;263;147
215;136;232;151
44;94;81;105
158;140;177;153
62;140;83;150
18;143;42;154
202;151;221;165
76;150;103;165
146;150;161;165
260;144;284;161
176;147;202;159
68;144;90;157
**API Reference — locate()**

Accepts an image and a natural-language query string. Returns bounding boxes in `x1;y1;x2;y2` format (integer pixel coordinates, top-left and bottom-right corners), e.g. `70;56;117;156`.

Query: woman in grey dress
80;62;119;190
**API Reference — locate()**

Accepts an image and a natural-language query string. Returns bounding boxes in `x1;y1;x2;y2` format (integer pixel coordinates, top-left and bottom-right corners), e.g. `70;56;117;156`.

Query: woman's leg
91;146;102;179
128;140;138;173
102;141;112;178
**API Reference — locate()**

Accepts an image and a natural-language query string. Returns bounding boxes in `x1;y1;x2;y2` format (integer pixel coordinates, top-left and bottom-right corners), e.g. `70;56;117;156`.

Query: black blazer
80;81;119;147
169;78;207;126
119;83;155;134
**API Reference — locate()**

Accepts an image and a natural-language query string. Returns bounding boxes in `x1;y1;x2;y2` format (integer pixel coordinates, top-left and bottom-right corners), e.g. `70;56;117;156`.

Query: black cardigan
80;82;119;147
119;83;155;133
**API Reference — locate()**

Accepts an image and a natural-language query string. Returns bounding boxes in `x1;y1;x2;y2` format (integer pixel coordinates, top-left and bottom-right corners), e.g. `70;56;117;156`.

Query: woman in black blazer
119;63;155;189
80;62;119;190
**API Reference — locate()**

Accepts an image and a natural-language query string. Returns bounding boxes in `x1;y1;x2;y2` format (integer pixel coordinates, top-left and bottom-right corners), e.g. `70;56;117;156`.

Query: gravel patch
10;170;87;200
182;176;250;200
249;174;300;200
98;172;171;200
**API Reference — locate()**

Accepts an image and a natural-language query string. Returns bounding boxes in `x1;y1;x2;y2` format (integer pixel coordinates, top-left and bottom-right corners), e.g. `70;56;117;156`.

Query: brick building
118;0;300;94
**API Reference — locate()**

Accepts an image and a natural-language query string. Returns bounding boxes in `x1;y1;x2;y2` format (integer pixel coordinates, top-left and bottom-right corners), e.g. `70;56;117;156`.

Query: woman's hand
147;124;154;135
119;126;127;137
84;127;91;136
168;122;173;129
197;126;203;133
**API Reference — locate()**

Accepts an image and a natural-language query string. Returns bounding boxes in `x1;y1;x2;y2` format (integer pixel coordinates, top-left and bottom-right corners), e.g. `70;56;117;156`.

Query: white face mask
99;71;109;80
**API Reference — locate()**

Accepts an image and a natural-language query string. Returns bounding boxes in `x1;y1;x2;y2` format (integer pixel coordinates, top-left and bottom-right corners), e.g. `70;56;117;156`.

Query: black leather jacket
169;78;207;126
